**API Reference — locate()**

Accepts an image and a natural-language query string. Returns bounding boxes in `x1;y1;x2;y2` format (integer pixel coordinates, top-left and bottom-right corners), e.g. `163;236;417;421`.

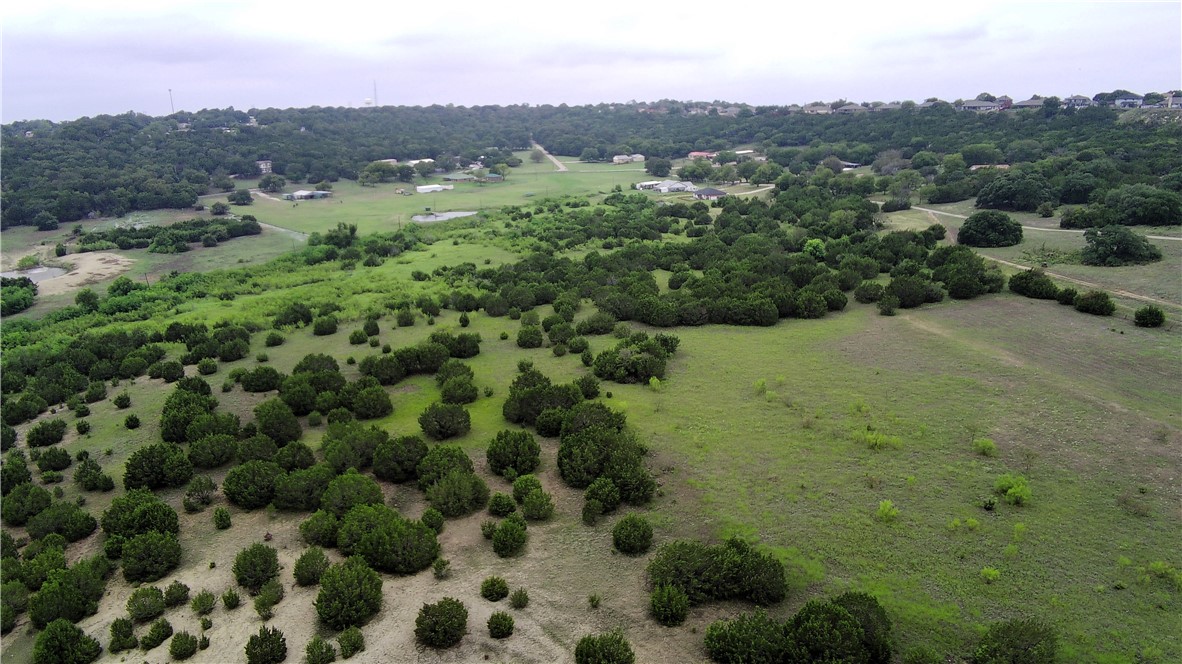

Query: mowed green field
223;153;654;236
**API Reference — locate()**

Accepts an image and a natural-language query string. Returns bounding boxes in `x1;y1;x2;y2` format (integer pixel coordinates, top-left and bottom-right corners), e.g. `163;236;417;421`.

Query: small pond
411;211;478;222
1;266;68;282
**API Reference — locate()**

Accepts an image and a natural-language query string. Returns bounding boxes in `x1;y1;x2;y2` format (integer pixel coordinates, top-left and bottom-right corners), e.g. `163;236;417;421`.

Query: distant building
835;103;868;115
956;100;1001;112
443;173;477;182
655;180;699;193
483;173;504;182
283;190;332;200
415;184;454;193
873;102;902;112
803;103;831;114
1063;95;1092;109
636;181;662;190
256;160;273;174
996;95;1013;110
1113;93;1143;108
1010;98;1045;110
694;187;728;200
687;151;717;160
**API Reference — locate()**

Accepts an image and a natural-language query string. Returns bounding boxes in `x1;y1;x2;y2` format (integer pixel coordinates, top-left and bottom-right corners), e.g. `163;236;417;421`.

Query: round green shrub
213;507;231;529
294;547;330;586
481;576;509;601
233;543;279;594
245;625;286;664
415;597;467;649
521;489;555;521
488;493;516;517
163;580;190;607
127;585;165;622
512;474;542;504
169;631;199;660
1134;305;1165;328
612;514;653;555
338;626;365;658
222;589;241;610
650;585;689;626
305;635;336;664
488;611;514;639
493;516;528;558
574;631;635;664
421;507;445;534
1074;290;1115;316
316;557;383;630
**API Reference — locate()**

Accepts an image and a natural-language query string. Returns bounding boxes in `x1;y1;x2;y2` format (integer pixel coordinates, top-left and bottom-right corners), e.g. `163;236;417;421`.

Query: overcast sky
3;0;1180;123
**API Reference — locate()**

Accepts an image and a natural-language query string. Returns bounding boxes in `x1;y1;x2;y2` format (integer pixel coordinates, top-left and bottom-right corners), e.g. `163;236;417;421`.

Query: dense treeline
5;102;1179;228
75;216;261;254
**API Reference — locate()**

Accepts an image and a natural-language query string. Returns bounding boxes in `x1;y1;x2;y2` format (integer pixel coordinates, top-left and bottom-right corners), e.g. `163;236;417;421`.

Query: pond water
411;211;478;222
1;266;68;282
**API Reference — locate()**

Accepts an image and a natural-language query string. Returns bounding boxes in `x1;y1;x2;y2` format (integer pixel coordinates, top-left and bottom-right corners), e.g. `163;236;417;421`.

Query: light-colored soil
38;438;710;664
913;205;1182;242
32;252;135;296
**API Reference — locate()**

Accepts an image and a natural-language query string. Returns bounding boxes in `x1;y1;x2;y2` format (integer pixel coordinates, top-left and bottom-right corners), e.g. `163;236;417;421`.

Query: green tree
958;211;1023;247
245;625;287;664
784;600;869;663
259;174;286;193
574;631;635;664
316;557;383;630
228;189;253;205
415;597;468;648
233;543;279;594
254;398;302;444
1080;225;1162;266
222;460;283;509
121;532;181;582
33;619;101;664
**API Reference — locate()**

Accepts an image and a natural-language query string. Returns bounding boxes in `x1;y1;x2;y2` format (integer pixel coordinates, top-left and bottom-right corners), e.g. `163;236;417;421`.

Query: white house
612;155;633;164
1063;95;1092;109
1114;93;1143;108
636;181;662;190
956;100;1000;112
256;160;273;174
655;181;699;193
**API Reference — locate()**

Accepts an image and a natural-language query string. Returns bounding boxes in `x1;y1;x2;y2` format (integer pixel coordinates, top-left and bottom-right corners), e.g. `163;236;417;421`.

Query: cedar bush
414;597;467;649
488;611;514;639
108;617;138;652
121;532;181;582
294;547;330;586
574;631;635;664
612;514;653;555
33;619;101;664
316;557;383;630
163;580;190;607
338;626;365;658
141;617;173;650
650;585;689;626
169;631;199;660
481;576;509;601
1134;305;1165;328
306;635;337;664
233;543;279;594
245;625;287;664
488;493;517;517
492;514;528;557
127;586;166;622
486;430;541;478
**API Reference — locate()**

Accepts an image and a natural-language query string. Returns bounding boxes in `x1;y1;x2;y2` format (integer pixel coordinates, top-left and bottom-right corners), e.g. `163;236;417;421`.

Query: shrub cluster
647;537;787;607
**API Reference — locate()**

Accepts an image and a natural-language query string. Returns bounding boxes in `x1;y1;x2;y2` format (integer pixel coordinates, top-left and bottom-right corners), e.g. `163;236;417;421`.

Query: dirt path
915;209;1179;308
531;141;568;172
911;205;1182;241
734;185;776;196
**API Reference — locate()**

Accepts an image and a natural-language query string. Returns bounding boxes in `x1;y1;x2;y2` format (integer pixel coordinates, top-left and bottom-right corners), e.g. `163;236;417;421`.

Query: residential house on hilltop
873;102;902;112
1064;95;1093;109
256;160;273;174
835;104;868;115
996;96;1013;110
956;99;1001;112
1113;93;1143;108
803;103;831;114
1010;97;1045;110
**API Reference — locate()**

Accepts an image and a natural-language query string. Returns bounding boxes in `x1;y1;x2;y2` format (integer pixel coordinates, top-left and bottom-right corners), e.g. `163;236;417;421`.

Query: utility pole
168;89;175;114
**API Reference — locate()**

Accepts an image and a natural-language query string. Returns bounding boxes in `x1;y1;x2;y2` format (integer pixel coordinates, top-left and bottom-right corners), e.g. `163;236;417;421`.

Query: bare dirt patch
33;252;135;296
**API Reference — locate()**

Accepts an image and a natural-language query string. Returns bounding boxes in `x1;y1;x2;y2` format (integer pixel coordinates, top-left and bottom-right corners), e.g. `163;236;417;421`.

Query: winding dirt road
910;205;1181;242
